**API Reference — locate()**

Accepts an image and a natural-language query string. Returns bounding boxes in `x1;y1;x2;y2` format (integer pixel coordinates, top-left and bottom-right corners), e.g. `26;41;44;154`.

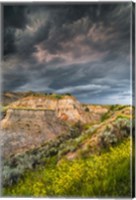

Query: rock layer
1;109;68;158
1;94;109;158
8;96;92;124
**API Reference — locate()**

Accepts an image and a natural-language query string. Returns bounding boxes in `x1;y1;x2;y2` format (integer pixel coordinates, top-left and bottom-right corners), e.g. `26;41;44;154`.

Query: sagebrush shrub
3;139;131;197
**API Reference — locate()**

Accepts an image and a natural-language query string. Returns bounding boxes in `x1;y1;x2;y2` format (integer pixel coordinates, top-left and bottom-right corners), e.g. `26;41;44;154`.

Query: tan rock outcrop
1;109;68;158
1;95;109;158
8;96;92;124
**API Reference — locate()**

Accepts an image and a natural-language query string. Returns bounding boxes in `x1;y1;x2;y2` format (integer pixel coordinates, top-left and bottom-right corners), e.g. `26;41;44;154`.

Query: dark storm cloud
4;4;128;57
4;28;16;55
3;3;132;104
3;6;28;55
3;71;28;91
4;6;27;29
4;4;129;59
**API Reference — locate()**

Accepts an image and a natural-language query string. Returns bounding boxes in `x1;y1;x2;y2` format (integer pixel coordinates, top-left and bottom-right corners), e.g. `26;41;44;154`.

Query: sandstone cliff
1;108;68;158
7;95;93;124
1;93;109;158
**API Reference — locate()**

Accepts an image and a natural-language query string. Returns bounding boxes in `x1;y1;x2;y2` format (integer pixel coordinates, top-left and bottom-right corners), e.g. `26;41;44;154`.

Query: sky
2;3;132;104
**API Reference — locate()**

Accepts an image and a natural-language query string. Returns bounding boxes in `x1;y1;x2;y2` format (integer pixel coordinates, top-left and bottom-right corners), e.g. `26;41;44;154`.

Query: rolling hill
0;91;134;197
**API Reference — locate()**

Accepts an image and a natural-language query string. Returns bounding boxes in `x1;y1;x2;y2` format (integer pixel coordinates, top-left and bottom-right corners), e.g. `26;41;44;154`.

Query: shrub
64;93;72;96
110;105;118;111
49;147;58;156
101;112;110;122
99;131;118;148
114;118;130;130
52;94;63;99
3;139;131;197
2;124;82;187
84;107;90;112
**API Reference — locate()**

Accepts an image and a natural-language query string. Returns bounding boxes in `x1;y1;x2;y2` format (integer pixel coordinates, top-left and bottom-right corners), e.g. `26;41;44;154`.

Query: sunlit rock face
7;96;93;124
1;109;68;158
1;94;109;158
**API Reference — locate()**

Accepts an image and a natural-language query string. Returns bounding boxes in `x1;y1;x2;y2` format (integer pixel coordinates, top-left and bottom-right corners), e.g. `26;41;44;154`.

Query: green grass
23;92;71;99
100;105;129;122
3;138;131;197
2;125;82;187
101;111;112;122
116;114;130;120
0;106;9;112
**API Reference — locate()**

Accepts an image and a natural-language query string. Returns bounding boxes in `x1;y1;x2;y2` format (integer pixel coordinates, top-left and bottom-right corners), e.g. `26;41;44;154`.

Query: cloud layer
3;3;132;104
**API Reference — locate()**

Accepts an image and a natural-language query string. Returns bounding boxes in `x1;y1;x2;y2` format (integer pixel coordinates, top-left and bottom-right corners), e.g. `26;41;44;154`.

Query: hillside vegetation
3;139;131;197
1;92;133;197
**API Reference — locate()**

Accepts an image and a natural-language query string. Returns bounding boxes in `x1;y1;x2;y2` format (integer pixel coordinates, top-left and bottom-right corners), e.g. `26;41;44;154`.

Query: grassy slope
2;104;133;197
3;138;131;197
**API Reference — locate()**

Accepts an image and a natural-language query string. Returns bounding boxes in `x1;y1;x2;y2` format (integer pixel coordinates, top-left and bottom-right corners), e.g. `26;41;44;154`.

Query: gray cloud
3;3;132;104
